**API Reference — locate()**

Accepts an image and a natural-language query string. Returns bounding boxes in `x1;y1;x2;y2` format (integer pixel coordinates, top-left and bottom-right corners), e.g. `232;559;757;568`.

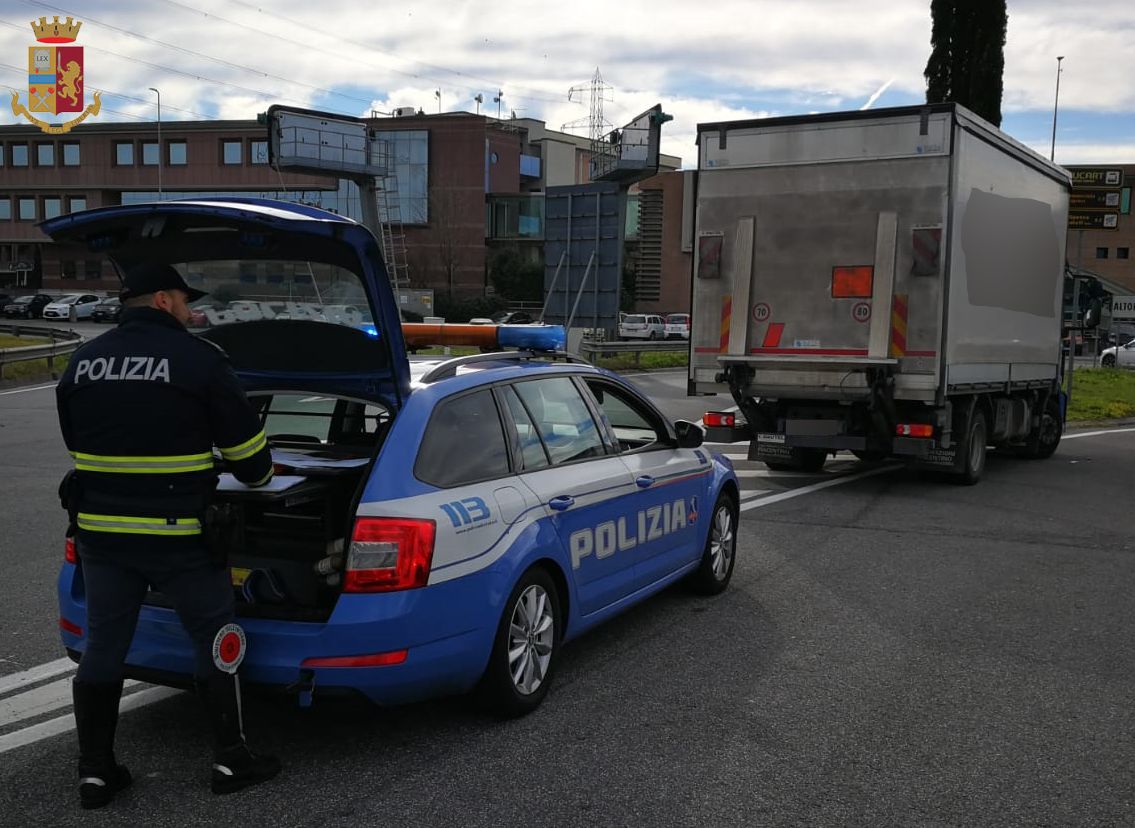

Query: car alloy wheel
709;502;734;580
508;584;554;696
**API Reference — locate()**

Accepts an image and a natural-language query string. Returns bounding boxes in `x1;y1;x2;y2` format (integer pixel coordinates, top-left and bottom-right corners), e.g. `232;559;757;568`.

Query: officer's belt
77;512;203;536
71;450;214;474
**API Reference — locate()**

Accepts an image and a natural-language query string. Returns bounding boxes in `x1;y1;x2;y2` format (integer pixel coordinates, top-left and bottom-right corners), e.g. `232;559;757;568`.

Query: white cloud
0;1;1130;165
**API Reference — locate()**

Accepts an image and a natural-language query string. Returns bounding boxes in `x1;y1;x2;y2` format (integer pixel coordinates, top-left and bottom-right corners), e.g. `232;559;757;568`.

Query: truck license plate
756;433;785;444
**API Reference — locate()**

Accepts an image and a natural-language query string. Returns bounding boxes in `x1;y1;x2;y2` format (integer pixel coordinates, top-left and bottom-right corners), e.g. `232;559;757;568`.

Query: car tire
648;331;658;341
478;566;561;718
686;492;738;595
1103;354;1116;368
953;408;987;485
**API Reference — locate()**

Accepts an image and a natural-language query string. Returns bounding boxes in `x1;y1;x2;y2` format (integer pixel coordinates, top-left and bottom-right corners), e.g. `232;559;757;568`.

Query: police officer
55;263;280;808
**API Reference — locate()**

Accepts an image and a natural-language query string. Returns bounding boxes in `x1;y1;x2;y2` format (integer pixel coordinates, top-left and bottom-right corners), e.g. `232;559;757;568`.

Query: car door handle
548;495;575;511
635;475;655;488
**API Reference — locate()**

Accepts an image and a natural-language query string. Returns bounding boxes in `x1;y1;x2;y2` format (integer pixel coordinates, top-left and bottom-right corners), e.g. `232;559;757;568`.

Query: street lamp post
1050;56;1064;162
148;87;162;198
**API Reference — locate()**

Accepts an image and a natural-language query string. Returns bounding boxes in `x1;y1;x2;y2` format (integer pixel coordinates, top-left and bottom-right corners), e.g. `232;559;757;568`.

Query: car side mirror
673;419;704;449
1083;298;1103;330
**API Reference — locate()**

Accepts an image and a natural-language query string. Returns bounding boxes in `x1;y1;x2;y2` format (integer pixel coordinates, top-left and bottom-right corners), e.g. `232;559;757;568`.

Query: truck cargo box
689;103;1071;403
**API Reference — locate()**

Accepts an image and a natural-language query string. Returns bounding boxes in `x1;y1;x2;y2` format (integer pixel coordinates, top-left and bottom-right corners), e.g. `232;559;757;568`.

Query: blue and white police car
44;199;739;715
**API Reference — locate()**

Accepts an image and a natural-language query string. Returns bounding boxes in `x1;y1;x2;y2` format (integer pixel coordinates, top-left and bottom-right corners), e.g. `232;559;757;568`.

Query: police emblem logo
10;16;101;134
212;623;247;674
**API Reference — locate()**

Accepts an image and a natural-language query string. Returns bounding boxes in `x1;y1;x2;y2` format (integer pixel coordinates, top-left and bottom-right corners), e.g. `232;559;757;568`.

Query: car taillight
343;517;436;593
65;536;77;564
896;423;934;438
703;411;736;428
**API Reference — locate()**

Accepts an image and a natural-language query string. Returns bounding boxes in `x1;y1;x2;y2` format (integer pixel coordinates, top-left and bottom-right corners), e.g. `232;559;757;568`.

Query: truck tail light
896;423;934;438
343;517;436;593
832;266;874;298
703;411;736;428
65;536;77;564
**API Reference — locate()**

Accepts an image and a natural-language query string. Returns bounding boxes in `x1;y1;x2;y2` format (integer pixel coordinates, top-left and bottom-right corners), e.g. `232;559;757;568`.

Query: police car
43;199;739;715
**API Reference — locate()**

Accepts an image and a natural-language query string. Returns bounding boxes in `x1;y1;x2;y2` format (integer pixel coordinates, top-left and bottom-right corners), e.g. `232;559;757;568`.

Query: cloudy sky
1;0;1132;168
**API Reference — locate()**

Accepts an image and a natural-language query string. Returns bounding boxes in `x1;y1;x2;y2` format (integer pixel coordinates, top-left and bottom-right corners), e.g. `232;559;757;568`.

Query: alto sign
1111;295;1135;322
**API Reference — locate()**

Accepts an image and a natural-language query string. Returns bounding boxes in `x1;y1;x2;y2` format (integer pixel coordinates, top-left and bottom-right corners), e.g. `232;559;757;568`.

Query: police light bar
498;324;565;351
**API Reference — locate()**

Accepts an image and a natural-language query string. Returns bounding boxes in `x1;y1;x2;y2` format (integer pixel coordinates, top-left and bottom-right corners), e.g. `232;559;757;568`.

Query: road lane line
739;489;773;500
0;678;140;727
0;657;75;696
740;465;897;512
0;686;181;755
0;382;57;396
1064;427;1135;440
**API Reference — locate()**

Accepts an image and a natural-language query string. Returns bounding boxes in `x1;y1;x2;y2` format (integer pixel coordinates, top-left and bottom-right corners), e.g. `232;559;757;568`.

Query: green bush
489;247;543;302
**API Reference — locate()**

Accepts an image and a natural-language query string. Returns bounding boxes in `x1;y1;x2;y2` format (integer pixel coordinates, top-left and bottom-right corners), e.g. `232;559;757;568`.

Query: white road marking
0;382;57;396
739;489;773;500
0;678;139;727
0;657;75;696
740;465;898;512
1063;427;1135;440
0;686;180;755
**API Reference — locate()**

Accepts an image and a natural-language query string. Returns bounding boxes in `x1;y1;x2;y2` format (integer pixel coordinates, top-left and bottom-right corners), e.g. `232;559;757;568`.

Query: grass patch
593;351;689;371
1066;368;1135;421
0;334;49;349
0;352;70;383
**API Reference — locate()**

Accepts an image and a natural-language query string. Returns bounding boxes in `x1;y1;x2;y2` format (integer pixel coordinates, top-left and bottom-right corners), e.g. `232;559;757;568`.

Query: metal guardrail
0;324;84;379
577;338;688;366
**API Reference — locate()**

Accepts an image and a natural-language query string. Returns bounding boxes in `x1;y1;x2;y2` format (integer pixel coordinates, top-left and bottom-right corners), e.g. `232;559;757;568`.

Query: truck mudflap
749;432;792;463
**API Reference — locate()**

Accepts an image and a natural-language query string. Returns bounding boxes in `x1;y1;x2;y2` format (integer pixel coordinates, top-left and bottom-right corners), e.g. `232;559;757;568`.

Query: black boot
72;679;133;809
196;673;280;795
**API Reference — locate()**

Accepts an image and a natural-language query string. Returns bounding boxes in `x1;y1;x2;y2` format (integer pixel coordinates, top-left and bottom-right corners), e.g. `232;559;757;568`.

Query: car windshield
624;315;645;324
668;315;688;323
178;259;374;330
14;296;32;304
57;295;81;304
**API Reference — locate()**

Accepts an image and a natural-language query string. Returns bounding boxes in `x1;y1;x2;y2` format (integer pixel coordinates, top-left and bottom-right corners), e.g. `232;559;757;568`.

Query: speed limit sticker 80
852;302;871;323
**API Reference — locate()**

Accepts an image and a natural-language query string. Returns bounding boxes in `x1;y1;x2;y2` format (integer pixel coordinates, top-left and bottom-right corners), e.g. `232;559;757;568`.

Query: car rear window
624;315;645;324
415;389;510;487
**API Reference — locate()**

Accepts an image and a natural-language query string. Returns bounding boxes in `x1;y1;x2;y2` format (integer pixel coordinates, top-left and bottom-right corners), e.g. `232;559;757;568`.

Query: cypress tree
924;0;1007;126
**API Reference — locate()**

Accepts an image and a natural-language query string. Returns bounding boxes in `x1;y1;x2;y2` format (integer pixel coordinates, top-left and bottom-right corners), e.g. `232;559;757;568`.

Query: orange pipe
401;323;500;348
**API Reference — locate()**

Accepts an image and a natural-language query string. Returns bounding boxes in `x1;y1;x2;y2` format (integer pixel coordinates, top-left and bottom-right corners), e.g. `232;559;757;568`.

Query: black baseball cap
119;263;207;302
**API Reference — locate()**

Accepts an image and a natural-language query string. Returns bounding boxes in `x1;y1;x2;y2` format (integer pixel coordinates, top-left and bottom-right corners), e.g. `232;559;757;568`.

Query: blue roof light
498;324;565;351
358;323;380;338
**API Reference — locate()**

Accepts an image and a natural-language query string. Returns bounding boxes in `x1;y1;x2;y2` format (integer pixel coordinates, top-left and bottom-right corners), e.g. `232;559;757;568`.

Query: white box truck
690;103;1077;483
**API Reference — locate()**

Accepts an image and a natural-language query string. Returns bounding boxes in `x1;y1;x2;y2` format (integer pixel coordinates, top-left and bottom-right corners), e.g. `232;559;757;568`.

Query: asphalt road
1;372;1134;825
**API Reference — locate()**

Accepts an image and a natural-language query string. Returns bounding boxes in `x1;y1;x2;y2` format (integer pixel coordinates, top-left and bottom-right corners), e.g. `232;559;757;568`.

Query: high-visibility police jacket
55;306;272;537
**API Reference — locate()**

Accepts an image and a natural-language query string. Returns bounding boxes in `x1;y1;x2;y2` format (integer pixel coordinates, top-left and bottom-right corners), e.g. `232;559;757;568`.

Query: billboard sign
1068;168;1124;189
1068;212;1119;231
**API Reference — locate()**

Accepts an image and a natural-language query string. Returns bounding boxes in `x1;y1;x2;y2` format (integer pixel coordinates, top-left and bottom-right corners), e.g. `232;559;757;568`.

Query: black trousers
76;532;234;684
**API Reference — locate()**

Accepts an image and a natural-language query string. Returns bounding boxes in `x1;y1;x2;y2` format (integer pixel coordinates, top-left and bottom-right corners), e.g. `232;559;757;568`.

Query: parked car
664;313;690;340
2;294;53;319
491;310;535;325
618;313;666;340
1101;338;1135;369
90;297;122;323
41;293;102;320
0;293;13;309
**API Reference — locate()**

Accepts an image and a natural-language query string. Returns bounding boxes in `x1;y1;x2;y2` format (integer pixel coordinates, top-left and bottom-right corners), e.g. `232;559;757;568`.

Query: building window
250;140;268;164
43;197;62;220
86;260;102;280
222;140;242;165
62;143;80;166
61;260;77;280
168;141;187;165
11;144;29;166
18;197;36;220
1119;248;1130;260
115;142;134;165
1096;247;1109;259
142;141;159;165
0;198;10;220
36;143;54;166
375;130;429;223
69;196;87;213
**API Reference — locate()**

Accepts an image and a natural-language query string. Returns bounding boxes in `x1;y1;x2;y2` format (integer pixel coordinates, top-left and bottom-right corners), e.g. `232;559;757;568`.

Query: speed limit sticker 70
852;302;871;323
752;303;771;322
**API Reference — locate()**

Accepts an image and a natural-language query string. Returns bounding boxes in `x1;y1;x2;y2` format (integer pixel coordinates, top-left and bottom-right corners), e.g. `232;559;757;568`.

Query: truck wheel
1019;397;1062;460
686;492;738;595
478;567;561;717
851;450;887;464
954;409;987;485
1102;354;1116;368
